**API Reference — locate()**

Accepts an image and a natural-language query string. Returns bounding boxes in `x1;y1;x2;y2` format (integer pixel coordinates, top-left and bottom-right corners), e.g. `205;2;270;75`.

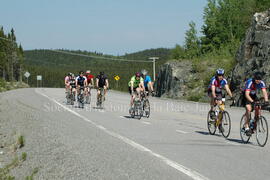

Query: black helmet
79;71;84;75
100;71;104;76
254;72;262;80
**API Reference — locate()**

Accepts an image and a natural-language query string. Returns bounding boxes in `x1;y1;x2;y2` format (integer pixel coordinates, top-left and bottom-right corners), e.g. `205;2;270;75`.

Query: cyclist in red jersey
85;70;94;96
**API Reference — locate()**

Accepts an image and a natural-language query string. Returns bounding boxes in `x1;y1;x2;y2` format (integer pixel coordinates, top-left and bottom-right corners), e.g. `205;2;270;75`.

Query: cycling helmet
254;72;262;80
79;71;84;75
100;71;104;76
135;72;141;77
86;70;91;74
216;68;225;76
141;69;148;76
68;72;72;76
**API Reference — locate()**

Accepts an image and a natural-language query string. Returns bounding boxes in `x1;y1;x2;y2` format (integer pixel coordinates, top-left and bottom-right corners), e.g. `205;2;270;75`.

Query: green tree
184;21;200;58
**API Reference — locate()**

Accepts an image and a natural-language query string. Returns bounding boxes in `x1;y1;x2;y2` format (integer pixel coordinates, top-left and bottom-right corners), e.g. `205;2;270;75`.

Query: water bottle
250;119;254;130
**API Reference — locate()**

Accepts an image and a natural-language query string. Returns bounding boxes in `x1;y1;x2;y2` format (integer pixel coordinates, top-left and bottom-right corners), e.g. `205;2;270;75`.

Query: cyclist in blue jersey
208;69;233;119
75;71;87;99
141;69;154;96
243;72;269;135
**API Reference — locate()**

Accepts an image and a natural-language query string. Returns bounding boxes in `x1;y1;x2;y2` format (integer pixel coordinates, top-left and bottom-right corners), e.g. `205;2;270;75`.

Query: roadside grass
21;152;27;161
0;135;36;179
17;135;25;148
25;168;39;180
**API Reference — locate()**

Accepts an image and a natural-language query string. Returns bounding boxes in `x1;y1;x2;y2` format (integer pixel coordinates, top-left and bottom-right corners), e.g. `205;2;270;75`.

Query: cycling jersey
144;75;152;88
64;76;70;83
70;78;76;88
76;76;87;86
244;78;266;95
96;74;108;88
208;76;228;94
86;74;94;84
128;76;144;88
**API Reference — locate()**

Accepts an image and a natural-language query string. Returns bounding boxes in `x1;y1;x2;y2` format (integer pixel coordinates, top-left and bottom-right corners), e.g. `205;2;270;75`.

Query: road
1;88;270;180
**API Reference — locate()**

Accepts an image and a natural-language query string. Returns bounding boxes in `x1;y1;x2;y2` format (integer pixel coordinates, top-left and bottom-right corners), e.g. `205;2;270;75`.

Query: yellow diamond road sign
114;75;120;81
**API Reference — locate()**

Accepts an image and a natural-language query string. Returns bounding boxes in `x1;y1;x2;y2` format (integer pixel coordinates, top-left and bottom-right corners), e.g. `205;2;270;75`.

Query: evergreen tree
184;21;200;58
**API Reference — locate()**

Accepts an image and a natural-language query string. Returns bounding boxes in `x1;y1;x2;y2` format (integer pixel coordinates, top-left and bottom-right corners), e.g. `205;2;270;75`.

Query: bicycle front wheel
256;116;268;147
240;115;251;143
143;99;150;118
207;111;216;135
221;111;231;138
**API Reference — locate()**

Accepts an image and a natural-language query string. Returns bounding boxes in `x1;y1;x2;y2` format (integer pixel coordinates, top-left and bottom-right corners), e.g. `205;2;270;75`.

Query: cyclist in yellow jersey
128;72;145;109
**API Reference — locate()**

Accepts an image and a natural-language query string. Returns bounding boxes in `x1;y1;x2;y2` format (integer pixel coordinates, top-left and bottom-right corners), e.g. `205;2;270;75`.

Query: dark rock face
231;9;270;106
155;60;194;98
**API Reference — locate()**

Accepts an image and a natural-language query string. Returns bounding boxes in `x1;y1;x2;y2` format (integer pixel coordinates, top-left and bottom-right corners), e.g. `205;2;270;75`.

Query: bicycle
85;85;93;104
77;86;85;108
141;91;150;118
130;91;143;120
240;101;269;147
66;87;75;105
207;97;231;138
96;88;105;108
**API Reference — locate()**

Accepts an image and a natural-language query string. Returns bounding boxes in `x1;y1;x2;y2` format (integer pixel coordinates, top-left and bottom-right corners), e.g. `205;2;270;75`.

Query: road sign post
149;57;159;81
37;75;42;87
114;75;120;89
24;71;30;85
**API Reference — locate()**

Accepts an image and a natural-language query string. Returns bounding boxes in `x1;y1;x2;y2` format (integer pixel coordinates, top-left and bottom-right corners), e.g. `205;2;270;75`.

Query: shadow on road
195;131;222;137
122;115;133;119
226;138;251;145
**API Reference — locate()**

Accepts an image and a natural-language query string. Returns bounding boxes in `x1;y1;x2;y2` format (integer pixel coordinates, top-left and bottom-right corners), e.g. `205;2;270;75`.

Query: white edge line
176;130;189;134
141;121;151;125
35;89;209;180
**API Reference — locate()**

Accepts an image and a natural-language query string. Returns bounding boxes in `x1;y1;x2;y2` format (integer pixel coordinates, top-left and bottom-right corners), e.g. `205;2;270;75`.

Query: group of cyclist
65;67;269;136
208;68;269;136
64;70;109;103
128;69;154;112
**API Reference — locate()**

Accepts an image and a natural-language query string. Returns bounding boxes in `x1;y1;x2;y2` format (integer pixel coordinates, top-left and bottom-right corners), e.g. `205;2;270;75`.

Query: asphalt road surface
1;88;270;180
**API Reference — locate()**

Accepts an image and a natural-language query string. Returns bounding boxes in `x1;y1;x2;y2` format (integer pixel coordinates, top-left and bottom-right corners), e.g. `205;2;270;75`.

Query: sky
0;0;207;55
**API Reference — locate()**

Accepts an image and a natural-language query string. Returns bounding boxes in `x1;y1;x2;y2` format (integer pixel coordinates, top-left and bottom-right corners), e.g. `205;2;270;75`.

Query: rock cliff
230;9;270;106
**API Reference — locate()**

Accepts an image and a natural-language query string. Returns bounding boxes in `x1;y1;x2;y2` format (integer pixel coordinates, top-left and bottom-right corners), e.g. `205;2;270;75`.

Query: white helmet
141;69;148;76
86;70;91;74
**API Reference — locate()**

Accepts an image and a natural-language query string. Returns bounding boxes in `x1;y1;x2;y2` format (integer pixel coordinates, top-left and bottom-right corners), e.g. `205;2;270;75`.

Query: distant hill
24;48;170;89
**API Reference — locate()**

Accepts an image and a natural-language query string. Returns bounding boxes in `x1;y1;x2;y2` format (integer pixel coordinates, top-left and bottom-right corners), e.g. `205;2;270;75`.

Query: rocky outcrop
155;60;206;101
231;9;270;106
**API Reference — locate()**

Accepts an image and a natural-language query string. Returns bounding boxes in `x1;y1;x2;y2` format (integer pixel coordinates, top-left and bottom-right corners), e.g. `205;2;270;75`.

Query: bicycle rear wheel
207;111;216;135
221;111;231;138
240;115;251;143
256;116;268;147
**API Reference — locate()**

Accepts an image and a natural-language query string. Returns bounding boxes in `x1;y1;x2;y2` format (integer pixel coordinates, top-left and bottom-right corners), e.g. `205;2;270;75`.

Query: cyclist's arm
84;79;87;87
140;82;145;92
149;81;154;92
91;78;94;86
245;91;254;103
211;85;216;98
106;79;109;89
225;84;233;98
96;79;99;88
130;81;134;93
262;88;269;102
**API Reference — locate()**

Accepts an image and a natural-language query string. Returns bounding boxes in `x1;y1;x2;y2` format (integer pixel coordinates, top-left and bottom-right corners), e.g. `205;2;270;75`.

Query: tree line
171;0;270;60
0;26;24;82
24;49;169;90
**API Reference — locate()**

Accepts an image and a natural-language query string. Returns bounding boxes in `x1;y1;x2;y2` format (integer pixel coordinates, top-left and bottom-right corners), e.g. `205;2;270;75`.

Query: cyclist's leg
97;87;101;101
245;104;252;129
103;86;107;97
77;85;80;95
136;87;141;100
